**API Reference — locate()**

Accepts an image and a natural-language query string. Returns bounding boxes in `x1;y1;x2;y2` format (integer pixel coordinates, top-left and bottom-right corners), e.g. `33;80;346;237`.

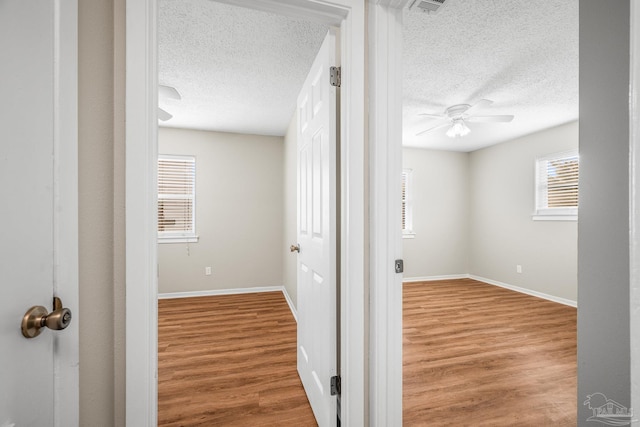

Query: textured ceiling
403;0;578;151
158;0;328;136
159;0;578;152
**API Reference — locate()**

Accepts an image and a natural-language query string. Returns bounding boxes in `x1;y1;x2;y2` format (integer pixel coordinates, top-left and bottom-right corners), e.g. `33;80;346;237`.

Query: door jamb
125;0;366;425
367;2;405;425
54;0;79;425
630;0;640;415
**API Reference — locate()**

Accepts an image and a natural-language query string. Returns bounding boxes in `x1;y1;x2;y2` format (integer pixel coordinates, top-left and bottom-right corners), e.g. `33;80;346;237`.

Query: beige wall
403;121;578;302
158;128;284;293
283;116;298;308
468;121;579;301
402;148;470;278
79;0;123;424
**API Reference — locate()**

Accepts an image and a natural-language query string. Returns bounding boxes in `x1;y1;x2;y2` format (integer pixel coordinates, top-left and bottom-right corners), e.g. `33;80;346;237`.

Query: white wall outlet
516;265;522;274
205;266;212;276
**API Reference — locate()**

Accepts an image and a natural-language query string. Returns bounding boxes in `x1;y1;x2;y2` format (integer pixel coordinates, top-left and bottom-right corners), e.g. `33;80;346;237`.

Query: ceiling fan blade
158;107;173;121
418;113;447;119
159;85;181;101
466;115;514;123
416;121;451;136
464;99;493;116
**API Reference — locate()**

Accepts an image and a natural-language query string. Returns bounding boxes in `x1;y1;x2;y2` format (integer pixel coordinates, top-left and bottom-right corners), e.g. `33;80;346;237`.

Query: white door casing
0;0;79;425
297;29;339;427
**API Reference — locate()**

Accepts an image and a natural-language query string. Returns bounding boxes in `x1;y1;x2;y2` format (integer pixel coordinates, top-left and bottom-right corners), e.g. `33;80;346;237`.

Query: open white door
296;29;340;427
0;0;78;425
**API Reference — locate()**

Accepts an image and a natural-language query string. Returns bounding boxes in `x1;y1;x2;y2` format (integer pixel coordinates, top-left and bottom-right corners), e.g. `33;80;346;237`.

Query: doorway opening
152;1;345;425
400;0;578;423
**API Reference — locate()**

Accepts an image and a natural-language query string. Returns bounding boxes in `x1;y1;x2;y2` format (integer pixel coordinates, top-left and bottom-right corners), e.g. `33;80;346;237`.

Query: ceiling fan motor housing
407;0;448;15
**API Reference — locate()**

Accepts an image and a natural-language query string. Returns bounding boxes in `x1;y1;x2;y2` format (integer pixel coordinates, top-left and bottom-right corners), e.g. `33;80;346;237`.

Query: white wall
469;121;579;301
283;116;298;308
158;127;284;293
402;148;469;278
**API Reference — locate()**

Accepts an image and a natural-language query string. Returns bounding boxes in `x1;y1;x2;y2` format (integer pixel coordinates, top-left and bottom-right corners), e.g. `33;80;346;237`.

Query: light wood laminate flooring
403;278;577;426
158;279;576;426
158;292;317;426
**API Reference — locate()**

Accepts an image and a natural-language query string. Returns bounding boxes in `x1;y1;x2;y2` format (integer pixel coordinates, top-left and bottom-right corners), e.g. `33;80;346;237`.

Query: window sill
158;235;199;244
402;232;416;239
532;215;577;222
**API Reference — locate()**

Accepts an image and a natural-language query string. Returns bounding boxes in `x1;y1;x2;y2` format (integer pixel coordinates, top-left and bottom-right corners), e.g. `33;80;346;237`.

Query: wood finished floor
403;278;577;426
158;292;317;426
158;279;577;426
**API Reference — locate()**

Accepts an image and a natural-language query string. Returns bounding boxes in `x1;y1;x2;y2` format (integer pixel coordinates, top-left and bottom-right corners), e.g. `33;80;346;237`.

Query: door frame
630;0;640;415
125;0;367;424
367;2;405;425
55;0;79;424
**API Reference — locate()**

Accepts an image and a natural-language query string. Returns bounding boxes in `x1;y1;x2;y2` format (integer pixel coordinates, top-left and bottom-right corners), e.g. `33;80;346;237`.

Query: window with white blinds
158;155;198;242
402;169;414;236
534;150;579;220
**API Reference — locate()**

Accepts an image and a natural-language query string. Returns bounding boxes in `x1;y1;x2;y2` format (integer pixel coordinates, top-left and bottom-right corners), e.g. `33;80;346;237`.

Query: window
534;150;579;221
158;154;198;242
402;169;415;237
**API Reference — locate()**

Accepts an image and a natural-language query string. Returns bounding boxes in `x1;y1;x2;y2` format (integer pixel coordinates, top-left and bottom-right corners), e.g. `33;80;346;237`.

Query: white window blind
534;150;579;220
158;155;198;242
402;169;414;236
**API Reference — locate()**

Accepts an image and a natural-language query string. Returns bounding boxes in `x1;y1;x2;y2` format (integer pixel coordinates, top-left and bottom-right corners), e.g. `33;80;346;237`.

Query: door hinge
330;375;341;396
330;66;341;87
395;259;404;274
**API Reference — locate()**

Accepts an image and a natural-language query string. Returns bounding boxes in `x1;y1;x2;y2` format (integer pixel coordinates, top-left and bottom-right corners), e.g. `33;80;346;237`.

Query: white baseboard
157;285;300;320
468;275;577;308
402;274;469;283
281;286;298;323
158;285;284;299
403;274;577;308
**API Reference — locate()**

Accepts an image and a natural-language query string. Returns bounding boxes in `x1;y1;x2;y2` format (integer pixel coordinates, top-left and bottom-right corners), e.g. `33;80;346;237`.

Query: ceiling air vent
407;0;448;15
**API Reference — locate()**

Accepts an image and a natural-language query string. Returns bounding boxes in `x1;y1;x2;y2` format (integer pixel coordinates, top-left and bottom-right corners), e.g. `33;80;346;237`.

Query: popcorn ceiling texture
403;0;579;151
158;0;328;136
159;0;578;151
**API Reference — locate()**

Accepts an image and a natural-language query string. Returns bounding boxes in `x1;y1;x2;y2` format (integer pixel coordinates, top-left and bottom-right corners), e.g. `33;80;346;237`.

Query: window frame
157;154;199;243
402;168;415;238
533;150;579;221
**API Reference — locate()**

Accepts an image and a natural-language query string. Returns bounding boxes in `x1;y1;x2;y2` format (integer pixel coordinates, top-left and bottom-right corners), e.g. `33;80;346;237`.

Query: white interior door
296;29;339;427
0;0;78;425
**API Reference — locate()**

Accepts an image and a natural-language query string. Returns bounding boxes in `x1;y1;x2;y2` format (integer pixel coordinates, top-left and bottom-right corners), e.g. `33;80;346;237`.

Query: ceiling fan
416;99;514;138
158;85;181;121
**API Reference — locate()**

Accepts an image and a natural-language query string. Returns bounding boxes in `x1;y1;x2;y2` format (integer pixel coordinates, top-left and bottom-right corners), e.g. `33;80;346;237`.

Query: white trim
282;286;298;323
402;274;470;283
126;1;366;425
158;286;284;299
158;236;199;244
368;3;404;425
629;0;640;416
532;214;578;221
158;286;299;322
158;286;298;322
125;0;158;423
53;0;79;424
403;274;577;307
469;275;577;308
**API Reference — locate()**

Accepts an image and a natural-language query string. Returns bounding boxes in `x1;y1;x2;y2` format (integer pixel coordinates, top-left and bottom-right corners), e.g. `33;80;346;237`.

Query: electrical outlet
516;265;522;274
205;267;212;276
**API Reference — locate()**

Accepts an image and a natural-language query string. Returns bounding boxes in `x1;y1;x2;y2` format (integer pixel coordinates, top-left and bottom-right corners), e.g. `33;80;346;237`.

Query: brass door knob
21;297;72;339
290;244;300;253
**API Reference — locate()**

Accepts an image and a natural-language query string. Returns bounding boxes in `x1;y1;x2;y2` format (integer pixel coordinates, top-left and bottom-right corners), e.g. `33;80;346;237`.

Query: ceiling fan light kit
446;118;470;138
